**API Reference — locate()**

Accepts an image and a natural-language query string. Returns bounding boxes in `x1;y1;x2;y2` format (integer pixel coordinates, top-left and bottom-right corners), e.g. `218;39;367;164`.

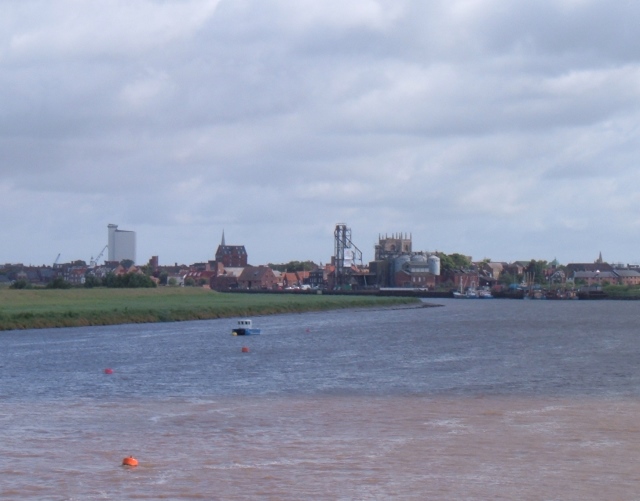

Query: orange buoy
122;456;138;467
104;368;113;374
241;346;249;353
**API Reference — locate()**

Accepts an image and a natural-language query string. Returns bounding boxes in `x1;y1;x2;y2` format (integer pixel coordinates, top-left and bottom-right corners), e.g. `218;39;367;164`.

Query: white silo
394;255;411;273
428;255;441;276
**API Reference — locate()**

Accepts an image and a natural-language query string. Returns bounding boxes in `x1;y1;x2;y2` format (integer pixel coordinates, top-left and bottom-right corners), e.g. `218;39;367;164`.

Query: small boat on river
232;319;261;336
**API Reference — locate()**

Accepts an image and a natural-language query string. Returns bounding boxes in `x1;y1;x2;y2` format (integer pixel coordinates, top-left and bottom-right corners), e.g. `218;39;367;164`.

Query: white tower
107;224;136;263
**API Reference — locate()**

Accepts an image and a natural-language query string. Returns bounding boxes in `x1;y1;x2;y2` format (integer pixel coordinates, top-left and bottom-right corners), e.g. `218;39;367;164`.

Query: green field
0;288;421;331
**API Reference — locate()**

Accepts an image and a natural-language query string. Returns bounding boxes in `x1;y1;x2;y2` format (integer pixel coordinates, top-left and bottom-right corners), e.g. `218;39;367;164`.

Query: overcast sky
3;0;640;267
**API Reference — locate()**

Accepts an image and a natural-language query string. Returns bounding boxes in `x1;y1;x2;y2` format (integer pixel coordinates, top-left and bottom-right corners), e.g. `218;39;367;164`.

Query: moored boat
453;288;479;298
453;278;479;298
232;319;261;336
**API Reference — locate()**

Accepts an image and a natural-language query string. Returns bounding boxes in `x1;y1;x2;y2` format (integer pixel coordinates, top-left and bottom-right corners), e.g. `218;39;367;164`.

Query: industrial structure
333;223;364;288
90;245;108;267
107;224;136;264
369;232;440;289
330;224;442;290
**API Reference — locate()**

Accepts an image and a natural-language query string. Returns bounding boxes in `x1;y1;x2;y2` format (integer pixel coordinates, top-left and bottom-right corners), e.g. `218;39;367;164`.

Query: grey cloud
3;0;640;266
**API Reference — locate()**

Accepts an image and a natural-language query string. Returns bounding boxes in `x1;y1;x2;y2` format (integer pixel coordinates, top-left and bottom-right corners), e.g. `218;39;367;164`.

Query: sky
2;0;640;268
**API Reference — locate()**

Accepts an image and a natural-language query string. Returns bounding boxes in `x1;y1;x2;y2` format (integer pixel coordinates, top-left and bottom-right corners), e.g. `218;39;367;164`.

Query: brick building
214;231;247;267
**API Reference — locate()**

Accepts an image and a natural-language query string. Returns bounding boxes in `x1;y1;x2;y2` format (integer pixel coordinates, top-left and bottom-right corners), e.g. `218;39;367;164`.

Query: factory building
369;233;440;288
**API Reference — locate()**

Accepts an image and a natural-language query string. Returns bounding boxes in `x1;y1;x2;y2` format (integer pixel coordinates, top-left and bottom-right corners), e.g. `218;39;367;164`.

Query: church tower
374;232;412;261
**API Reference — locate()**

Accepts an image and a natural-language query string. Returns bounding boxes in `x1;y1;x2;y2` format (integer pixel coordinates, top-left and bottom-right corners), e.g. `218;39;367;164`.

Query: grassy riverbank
0;288;421;331
602;284;640;299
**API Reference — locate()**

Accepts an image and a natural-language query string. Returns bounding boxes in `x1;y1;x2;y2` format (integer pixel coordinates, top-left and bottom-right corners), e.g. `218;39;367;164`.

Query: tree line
10;272;156;289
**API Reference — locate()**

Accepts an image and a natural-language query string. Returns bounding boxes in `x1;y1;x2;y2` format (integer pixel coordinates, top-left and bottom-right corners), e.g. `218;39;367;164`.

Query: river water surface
1;299;640;499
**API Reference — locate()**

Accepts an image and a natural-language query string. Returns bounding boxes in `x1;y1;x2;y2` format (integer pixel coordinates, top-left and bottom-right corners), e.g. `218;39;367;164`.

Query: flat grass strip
0;288;420;331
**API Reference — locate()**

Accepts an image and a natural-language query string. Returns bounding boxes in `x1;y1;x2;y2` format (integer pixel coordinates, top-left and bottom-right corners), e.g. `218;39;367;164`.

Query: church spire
221;229;226;246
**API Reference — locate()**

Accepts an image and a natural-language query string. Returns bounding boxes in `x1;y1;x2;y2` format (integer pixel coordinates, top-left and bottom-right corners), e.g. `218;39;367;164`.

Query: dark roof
573;270;617;279
566;262;613;272
613;269;640;278
216;245;247;255
239;266;275;281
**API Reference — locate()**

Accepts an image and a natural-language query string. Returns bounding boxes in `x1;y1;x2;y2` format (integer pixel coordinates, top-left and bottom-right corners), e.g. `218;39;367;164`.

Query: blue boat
232;319;261;336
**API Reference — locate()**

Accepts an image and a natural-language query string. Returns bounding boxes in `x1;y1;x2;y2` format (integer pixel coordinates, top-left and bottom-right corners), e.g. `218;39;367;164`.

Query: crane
90;245;108;268
53;253;61;268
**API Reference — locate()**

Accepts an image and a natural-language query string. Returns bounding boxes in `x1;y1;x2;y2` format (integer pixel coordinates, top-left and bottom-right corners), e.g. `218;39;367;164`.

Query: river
1;298;639;499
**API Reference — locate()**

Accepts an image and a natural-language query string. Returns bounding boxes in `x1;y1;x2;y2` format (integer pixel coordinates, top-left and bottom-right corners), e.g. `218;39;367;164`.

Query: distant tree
158;271;168;285
45;277;72;289
437;253;472;274
268;261;316;272
184;277;196;287
498;271;519;287
84;275;102;288
103;272;115;288
168;277;178;286
10;279;30;289
120;259;135;269
124;273;156;288
103;272;156;288
450;253;472;269
525;260;548;284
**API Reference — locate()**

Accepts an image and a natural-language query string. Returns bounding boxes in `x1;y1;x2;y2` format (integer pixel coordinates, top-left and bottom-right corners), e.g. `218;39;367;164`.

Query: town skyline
1;227;631;271
6;229;640;294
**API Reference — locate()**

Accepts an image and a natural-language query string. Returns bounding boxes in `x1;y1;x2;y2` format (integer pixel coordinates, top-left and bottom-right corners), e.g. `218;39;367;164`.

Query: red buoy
122;456;138;467
241;346;249;353
104;368;113;374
